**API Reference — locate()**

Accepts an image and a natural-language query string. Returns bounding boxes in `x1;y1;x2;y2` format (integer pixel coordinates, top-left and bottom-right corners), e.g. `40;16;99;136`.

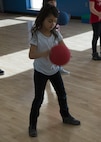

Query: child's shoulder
32;31;40;38
54;29;63;39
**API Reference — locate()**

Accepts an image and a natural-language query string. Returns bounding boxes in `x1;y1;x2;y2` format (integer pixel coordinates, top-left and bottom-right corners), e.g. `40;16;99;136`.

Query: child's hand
99;16;101;20
98;12;101;18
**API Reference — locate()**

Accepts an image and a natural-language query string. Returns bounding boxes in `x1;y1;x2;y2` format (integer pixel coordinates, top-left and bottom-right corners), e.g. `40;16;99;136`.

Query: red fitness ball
49;44;71;66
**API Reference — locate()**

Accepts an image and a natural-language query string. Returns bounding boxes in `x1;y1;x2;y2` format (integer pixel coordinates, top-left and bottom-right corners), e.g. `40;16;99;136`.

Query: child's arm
29;44;50;59
89;1;101;17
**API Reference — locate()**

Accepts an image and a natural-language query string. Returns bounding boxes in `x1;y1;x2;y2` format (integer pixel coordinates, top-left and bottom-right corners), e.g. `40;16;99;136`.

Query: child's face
48;0;57;7
42;14;57;32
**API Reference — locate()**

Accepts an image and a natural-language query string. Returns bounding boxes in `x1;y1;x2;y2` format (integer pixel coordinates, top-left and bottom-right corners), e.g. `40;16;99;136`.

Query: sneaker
63;114;80;125
29;126;37;137
59;67;70;75
92;52;101;60
0;69;4;75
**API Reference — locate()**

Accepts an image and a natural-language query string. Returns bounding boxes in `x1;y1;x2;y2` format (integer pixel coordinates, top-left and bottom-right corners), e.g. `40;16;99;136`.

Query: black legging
92;22;101;54
29;70;69;127
99;32;101;55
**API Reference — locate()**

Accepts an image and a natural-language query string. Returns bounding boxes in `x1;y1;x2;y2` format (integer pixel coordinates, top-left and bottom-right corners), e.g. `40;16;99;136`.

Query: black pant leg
92;22;101;54
49;71;69;118
29;70;48;127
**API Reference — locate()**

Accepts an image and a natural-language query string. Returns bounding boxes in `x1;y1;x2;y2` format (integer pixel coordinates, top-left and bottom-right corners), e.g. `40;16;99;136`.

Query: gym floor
0;13;101;142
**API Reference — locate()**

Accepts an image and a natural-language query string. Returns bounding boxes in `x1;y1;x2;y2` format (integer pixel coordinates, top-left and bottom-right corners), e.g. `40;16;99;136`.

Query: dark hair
31;4;59;37
43;0;56;6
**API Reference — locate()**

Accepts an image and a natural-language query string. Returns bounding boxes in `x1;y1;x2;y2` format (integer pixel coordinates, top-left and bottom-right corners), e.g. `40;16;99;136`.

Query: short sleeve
30;33;38;46
56;30;63;42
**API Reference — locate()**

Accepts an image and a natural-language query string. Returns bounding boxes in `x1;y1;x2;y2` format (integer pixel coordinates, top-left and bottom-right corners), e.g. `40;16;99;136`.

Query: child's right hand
98;12;101;18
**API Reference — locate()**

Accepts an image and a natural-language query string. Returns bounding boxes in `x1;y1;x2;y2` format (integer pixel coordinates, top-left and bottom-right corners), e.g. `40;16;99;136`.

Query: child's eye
48;20;52;23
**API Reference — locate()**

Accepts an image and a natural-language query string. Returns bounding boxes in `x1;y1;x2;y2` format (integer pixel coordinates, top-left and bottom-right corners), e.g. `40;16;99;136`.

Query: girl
89;0;101;60
43;0;70;74
29;4;80;137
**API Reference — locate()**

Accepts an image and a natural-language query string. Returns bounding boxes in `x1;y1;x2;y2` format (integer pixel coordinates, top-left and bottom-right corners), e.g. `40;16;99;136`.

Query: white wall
30;0;43;10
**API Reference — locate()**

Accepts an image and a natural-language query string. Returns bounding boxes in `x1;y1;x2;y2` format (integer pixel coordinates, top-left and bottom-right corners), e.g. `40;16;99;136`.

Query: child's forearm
89;2;101;17
29;50;50;59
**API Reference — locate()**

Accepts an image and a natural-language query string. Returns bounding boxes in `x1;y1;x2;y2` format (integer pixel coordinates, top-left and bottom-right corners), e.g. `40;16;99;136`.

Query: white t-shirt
30;30;63;75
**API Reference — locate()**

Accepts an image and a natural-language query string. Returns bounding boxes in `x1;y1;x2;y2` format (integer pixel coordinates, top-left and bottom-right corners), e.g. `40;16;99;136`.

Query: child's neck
39;29;51;37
